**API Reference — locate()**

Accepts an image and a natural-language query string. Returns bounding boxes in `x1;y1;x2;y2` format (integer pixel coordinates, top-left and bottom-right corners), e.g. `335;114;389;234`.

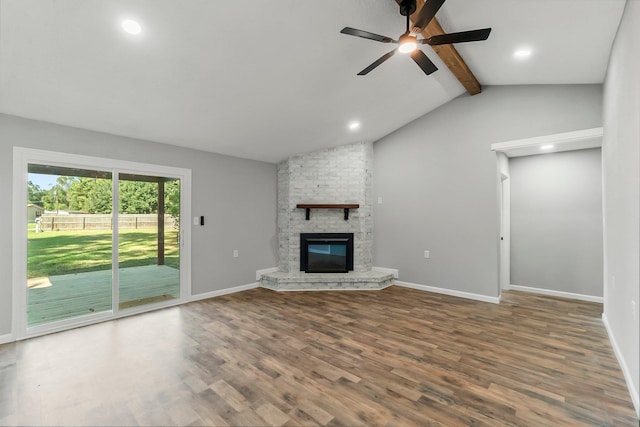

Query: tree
35;175;180;218
165;179;180;216
85;179;112;213
165;179;181;229
41;189;55;211
118;180;157;214
40;176;74;212
68;178;112;213
28;181;45;206
68;178;90;212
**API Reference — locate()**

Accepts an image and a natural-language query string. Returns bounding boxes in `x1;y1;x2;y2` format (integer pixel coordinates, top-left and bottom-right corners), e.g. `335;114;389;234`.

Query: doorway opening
491;127;604;301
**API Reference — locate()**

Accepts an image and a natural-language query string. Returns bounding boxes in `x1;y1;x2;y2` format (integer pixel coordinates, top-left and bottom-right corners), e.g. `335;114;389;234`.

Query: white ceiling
0;0;626;163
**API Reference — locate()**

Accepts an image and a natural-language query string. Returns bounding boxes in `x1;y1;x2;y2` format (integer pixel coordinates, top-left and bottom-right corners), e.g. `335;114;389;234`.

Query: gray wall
510;148;603;297
0;113;278;336
602;0;640;412
373;85;603;298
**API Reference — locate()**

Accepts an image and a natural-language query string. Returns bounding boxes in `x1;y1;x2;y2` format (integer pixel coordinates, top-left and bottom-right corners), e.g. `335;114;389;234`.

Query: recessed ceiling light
513;48;532;59
348;121;361;131
121;19;142;35
540;144;554;150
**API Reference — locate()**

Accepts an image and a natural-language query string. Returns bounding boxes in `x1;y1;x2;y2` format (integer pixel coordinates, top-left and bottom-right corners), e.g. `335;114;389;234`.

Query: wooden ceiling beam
407;0;482;95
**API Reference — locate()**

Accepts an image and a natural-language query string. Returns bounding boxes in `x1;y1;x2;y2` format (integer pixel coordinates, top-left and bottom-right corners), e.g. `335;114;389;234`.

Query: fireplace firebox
300;233;354;273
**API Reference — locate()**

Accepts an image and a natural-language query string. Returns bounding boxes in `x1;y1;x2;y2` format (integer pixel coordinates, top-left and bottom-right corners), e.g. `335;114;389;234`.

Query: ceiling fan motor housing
399;0;417;17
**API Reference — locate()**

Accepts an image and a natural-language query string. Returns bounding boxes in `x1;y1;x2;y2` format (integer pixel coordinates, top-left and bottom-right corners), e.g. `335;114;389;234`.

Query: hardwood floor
0;287;636;426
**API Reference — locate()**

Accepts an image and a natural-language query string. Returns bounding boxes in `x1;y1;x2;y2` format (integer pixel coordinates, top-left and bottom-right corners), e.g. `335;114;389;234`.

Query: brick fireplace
260;142;392;290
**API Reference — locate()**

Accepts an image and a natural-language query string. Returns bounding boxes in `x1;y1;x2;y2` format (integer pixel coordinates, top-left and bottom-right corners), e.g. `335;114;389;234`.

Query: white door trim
499;173;510;291
12;147;192;340
490;127;603;158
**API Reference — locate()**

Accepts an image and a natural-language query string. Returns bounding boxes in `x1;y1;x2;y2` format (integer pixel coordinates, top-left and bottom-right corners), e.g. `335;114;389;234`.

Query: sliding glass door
16;148;190;336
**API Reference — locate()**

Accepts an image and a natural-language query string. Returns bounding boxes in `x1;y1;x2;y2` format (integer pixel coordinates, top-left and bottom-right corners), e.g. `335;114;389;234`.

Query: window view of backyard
27;165;181;327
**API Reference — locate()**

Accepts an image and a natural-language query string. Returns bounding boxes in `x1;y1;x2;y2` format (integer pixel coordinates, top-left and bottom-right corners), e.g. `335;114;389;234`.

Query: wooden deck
1;287;636;426
27;265;180;326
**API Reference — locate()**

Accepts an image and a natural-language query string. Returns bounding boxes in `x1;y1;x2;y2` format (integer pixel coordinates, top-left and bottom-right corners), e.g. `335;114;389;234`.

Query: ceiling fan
340;0;491;76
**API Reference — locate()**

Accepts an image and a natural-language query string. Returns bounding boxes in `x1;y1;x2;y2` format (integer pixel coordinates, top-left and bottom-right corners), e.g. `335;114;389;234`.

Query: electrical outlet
632;301;637;321
193;216;199;226
233;249;239;258
424;250;430;259
611;275;616;289
377;197;383;204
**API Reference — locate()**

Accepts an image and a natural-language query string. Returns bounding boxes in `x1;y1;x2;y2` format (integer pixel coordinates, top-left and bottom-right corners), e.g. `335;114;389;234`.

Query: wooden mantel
296;204;360;221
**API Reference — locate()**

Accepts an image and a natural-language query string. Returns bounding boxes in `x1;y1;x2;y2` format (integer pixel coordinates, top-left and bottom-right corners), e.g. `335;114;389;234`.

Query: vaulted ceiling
0;0;626;163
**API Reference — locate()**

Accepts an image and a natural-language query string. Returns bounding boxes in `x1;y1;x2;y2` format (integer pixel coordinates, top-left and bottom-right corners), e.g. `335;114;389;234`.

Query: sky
28;173;59;189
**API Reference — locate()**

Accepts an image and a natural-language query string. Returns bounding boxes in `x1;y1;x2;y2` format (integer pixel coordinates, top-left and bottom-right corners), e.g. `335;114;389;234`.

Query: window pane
27;164;113;326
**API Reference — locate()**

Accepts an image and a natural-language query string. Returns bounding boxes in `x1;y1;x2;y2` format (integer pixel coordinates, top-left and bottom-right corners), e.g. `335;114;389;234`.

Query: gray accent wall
602;0;640;412
373;85;603;298
0;113;277;336
510;148;603;297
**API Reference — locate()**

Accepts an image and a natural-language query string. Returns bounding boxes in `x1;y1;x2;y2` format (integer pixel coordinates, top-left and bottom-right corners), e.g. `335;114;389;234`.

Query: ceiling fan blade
421;28;492;45
410;50;438;75
412;0;446;31
340;27;396;43
357;49;397;75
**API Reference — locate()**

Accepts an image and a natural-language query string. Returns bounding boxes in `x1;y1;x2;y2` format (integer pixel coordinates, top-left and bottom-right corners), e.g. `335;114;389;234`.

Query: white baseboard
190;282;259;302
0;333;14;345
255;267;278;281
602;314;640;417
394;280;500;304
372;266;399;279
507;284;603;303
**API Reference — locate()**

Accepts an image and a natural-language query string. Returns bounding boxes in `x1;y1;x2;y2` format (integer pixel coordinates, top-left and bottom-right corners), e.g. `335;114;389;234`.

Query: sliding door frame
12;147;192;340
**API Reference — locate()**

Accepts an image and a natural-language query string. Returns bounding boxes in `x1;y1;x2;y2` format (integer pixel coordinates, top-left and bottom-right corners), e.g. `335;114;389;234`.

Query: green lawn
28;228;179;278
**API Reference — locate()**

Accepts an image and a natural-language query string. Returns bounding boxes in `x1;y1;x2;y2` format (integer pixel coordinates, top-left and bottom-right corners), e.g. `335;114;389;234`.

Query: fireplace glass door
300;233;354;273
308;241;348;273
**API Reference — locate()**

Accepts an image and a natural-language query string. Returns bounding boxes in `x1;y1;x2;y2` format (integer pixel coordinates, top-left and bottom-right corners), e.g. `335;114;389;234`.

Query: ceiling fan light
398;35;417;53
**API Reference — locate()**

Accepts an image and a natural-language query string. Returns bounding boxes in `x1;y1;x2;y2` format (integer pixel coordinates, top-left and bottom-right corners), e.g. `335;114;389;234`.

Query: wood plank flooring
0;287;637;426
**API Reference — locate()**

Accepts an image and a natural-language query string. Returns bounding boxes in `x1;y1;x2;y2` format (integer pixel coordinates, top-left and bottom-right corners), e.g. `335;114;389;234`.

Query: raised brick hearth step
260;271;393;291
